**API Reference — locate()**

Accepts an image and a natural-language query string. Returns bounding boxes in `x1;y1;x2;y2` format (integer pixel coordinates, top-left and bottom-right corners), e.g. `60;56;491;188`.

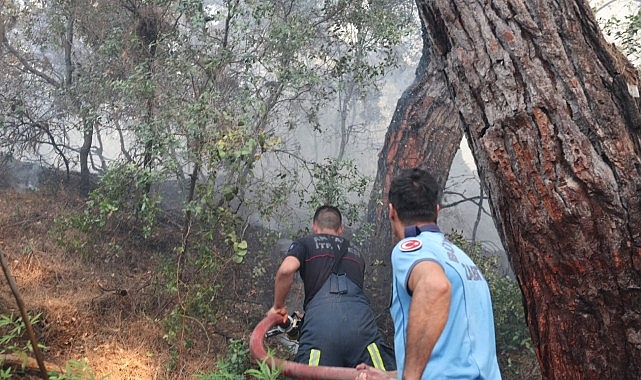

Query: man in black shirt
268;205;395;369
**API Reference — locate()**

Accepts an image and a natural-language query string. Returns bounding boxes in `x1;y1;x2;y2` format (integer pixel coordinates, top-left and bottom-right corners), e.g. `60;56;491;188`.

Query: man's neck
314;229;340;236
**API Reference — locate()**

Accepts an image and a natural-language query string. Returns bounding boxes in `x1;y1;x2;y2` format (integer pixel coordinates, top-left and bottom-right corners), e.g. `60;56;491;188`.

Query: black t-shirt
287;234;365;307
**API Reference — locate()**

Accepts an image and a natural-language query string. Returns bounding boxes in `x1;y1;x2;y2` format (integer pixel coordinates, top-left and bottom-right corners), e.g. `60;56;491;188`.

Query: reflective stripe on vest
309;349;321;366
367;343;386;370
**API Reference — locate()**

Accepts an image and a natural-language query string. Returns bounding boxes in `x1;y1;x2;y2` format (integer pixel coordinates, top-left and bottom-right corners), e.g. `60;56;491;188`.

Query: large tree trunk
412;0;641;378
365;23;463;325
367;28;463;247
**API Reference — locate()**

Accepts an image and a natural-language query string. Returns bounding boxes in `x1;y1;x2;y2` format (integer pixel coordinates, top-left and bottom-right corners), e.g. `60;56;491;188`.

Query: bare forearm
403;299;448;379
273;270;295;308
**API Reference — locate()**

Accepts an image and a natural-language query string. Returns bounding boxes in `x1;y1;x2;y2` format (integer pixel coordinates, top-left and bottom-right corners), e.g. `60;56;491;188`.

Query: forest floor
0;169;540;380
0;171;296;379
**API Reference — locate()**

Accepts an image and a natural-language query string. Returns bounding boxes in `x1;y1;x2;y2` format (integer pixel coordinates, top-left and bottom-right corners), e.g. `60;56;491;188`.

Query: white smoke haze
2;0;635;274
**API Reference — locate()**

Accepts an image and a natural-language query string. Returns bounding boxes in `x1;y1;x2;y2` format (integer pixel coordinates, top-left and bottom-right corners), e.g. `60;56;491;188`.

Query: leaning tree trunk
365;24;463;325
367;28;464;250
413;0;641;378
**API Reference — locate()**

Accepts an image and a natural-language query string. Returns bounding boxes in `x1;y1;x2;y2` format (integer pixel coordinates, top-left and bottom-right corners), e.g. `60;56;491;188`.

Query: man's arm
268;256;300;318
403;260;451;380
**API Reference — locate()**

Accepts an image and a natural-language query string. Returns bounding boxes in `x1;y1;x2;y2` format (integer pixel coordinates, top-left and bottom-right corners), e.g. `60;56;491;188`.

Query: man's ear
388;203;403;241
337;225;344;235
388;203;396;221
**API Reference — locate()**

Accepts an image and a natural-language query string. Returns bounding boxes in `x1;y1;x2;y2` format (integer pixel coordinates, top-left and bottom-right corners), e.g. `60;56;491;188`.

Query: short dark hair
313;205;342;230
388;167;440;224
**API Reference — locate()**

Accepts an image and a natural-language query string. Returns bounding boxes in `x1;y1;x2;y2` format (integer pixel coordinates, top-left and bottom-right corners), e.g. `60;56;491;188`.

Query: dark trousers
294;275;396;370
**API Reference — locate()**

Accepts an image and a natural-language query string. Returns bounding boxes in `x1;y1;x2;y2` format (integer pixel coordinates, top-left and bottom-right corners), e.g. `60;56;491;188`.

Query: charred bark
365;21;463;325
410;0;641;377
367;23;463;246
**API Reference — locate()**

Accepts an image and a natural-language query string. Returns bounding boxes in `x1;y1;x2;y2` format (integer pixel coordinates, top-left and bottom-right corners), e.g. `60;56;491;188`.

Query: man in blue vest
268;205;395;370
356;168;501;379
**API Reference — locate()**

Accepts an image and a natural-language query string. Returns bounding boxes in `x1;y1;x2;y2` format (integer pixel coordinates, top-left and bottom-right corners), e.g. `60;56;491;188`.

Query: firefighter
267;205;395;369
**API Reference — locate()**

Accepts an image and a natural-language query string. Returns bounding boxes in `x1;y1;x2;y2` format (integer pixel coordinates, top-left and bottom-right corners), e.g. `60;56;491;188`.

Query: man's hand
355;363;395;380
267;305;288;324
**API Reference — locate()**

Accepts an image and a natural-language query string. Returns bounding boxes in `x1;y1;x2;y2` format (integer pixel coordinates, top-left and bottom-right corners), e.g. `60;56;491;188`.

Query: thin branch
471;184;484;244
0;249;49;379
2;37;61;89
594;0;640;15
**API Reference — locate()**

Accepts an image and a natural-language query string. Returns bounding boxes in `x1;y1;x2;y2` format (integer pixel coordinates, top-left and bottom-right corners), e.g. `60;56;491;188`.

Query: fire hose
249;312;359;380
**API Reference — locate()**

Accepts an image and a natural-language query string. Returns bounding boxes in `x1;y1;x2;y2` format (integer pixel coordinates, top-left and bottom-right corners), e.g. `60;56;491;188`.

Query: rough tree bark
365;23;463;324
367;30;464;248
402;0;640;378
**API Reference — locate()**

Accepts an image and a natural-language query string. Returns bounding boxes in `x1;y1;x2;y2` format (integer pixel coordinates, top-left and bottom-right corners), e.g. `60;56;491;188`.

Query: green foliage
195;339;252;380
223;339;252;376
262;157;373;244
351;221;376;247
2;2;412;379
0;367;11;380
599;3;641;67
48;358;109;380
0;312;43;378
226;232;249;264
71;162;162;239
160;202;250;365
160;276;222;361
244;357;282;380
322;0;413;88
0;313;103;380
50;214;88;256
0;312;41;353
177;0;208;29
50;161;164;260
490;275;533;351
298;157;371;231
0;314;28;375
195;340;283;380
0;313;28;352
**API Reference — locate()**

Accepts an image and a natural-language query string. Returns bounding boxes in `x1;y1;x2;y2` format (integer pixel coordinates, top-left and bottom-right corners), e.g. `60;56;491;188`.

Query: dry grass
0;181;277;379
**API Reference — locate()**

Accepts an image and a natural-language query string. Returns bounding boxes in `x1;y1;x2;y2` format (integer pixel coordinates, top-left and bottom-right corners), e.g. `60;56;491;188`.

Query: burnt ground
0;171;305;379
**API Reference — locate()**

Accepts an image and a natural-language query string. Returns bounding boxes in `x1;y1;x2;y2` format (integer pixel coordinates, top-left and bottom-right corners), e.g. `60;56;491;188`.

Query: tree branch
2;36;61;89
0;249;50;379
